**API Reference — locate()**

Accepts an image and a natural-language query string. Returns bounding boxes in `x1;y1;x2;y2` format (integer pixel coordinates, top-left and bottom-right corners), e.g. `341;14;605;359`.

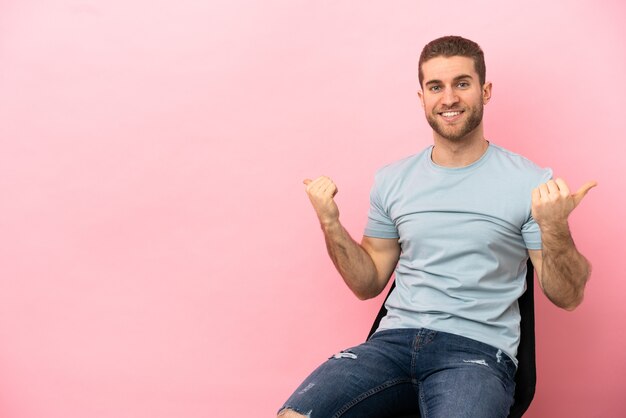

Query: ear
482;82;492;105
417;89;425;108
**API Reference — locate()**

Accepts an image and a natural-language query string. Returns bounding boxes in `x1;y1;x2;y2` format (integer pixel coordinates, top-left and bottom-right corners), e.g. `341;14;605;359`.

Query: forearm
539;222;591;310
321;220;381;300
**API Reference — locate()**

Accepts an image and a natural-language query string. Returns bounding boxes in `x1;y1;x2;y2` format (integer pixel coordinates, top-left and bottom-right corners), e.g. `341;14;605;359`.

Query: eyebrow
424;74;474;86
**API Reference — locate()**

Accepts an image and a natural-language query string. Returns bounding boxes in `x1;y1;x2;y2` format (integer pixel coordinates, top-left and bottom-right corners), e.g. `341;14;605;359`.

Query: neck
431;126;489;167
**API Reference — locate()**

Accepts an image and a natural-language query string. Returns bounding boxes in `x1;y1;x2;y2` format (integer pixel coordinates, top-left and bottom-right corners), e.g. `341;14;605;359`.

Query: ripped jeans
278;328;516;418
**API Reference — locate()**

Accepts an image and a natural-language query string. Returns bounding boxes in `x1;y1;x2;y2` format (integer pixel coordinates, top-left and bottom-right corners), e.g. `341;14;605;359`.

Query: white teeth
441;111;461;117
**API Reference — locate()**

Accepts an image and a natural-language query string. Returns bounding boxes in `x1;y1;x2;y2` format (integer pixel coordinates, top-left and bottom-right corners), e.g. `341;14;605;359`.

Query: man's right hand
303;176;400;300
303;176;340;227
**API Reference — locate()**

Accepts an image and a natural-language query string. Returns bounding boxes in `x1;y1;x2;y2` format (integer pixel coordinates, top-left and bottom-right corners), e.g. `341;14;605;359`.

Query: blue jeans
278;328;517;418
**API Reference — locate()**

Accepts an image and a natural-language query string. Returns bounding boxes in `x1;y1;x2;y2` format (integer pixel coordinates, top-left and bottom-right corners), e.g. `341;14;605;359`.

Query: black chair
367;259;537;418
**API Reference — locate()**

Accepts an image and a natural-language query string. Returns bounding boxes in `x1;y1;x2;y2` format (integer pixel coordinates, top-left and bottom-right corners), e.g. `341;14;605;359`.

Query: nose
441;87;460;107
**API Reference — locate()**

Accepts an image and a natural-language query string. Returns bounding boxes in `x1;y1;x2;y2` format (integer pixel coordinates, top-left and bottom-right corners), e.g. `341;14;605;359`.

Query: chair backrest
366;259;536;418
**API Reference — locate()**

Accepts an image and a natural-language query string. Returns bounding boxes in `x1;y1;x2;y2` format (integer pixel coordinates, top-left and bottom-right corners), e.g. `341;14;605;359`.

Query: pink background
1;1;624;417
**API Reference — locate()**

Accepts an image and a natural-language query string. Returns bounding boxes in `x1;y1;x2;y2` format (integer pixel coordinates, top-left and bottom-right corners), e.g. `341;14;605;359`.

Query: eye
457;81;470;88
429;85;441;92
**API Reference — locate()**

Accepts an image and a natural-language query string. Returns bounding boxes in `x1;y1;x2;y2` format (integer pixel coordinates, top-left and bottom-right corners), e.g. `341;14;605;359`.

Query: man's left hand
531;178;597;227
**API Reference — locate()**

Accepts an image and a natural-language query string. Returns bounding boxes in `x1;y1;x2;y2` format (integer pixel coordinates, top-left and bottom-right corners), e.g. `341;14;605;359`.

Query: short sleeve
521;167;553;250
364;176;399;239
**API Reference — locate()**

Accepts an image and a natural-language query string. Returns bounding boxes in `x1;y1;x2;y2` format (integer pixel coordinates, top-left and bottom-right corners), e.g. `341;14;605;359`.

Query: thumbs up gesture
303;176;340;227
531;178;597;227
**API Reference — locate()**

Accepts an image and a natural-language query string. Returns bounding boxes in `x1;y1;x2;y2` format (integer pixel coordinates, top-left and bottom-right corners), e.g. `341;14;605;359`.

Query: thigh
416;331;516;418
278;329;420;418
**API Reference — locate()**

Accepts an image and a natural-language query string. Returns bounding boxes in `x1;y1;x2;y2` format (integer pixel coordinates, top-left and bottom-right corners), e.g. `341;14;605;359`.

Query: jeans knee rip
277;406;313;417
330;349;358;360
297;383;315;394
462;359;489;367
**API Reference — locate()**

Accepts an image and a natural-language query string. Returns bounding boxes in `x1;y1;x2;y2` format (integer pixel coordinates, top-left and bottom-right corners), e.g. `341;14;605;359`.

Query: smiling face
418;55;492;142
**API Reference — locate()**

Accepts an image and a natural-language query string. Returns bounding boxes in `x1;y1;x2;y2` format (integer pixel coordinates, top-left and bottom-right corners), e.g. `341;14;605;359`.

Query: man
278;36;595;418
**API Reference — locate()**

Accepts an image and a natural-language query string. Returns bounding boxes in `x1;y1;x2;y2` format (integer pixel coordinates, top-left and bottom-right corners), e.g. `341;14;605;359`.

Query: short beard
426;104;484;141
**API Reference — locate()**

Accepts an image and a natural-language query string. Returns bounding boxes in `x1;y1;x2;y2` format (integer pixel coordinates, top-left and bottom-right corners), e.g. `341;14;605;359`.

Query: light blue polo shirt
365;143;552;363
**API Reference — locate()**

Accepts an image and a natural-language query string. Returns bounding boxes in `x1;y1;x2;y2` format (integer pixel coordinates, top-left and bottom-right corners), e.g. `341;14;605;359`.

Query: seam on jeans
410;330;436;386
332;377;413;418
410;332;422;379
417;380;429;418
